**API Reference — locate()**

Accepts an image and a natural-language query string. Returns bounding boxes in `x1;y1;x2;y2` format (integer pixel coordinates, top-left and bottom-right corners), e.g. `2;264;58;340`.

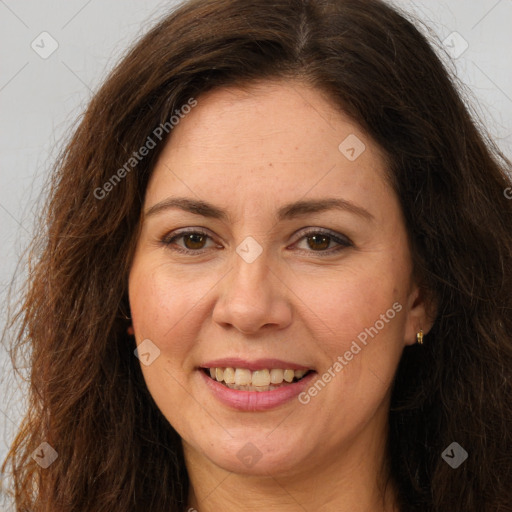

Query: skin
128;80;434;512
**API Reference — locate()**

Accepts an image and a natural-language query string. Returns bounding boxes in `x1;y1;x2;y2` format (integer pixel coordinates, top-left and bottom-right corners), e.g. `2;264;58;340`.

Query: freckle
269;162;273;167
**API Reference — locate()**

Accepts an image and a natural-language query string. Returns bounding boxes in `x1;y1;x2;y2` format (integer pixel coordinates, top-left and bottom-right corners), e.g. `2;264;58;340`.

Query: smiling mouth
201;367;315;391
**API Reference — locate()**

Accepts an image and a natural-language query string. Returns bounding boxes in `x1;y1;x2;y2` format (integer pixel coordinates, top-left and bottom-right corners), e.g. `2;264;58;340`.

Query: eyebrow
144;196;374;222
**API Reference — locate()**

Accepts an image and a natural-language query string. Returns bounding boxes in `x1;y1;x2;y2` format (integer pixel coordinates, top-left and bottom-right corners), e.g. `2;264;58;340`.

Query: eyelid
161;227;215;247
293;226;353;246
161;226;353;255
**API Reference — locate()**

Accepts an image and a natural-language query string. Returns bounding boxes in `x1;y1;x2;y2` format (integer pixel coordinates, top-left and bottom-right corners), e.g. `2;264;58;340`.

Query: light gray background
1;0;511;503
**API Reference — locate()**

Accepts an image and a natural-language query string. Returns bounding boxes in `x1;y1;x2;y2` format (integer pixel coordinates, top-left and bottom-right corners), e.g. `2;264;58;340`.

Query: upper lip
199;358;315;372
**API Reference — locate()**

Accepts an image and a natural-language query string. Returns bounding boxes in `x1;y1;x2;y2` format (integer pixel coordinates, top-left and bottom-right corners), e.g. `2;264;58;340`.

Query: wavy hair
2;0;512;510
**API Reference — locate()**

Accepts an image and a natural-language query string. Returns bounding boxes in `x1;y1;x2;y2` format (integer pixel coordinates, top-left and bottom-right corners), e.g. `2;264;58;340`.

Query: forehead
145;80;394;222
165;81;368;160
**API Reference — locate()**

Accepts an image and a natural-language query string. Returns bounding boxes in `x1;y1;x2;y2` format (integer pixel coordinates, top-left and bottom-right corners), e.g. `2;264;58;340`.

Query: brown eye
306;233;331;251
182;232;208;250
162;228;352;256
294;229;352;256
162;229;216;254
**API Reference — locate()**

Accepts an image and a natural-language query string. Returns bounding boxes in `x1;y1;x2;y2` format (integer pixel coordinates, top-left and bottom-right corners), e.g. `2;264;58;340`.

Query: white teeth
251;369;270;387
222;367;235;384
294;369;308;379
206;367;311;387
283;369;295;383
234;368;252;386
270;368;284;384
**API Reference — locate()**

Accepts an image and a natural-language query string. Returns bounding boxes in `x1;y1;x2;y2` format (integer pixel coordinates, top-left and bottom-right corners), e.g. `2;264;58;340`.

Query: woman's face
128;80;430;478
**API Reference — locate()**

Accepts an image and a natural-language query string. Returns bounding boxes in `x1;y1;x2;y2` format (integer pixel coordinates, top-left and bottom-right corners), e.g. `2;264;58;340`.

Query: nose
211;250;293;335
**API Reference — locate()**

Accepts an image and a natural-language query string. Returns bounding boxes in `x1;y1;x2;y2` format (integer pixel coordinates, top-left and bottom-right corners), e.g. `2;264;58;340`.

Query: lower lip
198;369;317;411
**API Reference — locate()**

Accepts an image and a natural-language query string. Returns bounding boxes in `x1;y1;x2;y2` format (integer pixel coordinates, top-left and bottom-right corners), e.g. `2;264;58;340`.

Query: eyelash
160;228;353;257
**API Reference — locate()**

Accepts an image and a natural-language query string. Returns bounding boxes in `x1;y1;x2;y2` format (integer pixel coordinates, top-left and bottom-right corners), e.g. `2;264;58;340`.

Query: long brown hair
2;0;511;510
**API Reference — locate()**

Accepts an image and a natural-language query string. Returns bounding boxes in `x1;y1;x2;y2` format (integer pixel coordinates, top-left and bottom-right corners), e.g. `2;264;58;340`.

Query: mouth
200;367;316;392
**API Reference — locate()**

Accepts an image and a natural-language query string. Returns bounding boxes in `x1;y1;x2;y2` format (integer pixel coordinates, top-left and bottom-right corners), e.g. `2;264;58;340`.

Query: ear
403;280;437;346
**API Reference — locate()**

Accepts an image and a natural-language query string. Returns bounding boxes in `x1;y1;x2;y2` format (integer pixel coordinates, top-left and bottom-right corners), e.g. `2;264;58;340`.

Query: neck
182;411;399;512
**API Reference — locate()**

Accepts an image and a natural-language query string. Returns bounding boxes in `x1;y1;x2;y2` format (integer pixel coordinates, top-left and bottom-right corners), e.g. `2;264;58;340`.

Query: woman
2;0;511;510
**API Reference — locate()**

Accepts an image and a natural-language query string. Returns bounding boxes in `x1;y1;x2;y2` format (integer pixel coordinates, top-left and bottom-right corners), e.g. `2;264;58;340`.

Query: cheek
128;259;203;359
128;260;202;413
289;252;410;406
295;260;406;343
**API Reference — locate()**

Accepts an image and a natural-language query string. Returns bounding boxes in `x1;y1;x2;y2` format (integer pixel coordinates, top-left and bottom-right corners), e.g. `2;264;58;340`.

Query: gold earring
416;329;424;344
